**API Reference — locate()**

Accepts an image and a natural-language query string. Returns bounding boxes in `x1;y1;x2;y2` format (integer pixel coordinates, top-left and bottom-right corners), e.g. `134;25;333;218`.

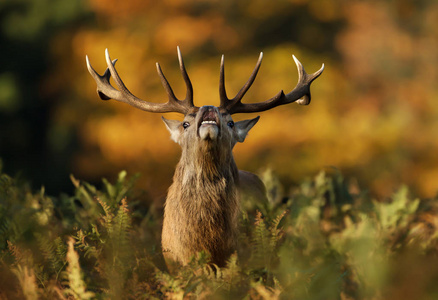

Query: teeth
202;120;217;125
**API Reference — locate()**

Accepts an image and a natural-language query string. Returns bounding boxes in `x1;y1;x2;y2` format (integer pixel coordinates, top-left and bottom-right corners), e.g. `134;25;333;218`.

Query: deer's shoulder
238;170;268;203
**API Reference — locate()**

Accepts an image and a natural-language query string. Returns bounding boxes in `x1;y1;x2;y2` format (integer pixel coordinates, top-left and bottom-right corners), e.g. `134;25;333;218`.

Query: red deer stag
86;47;324;268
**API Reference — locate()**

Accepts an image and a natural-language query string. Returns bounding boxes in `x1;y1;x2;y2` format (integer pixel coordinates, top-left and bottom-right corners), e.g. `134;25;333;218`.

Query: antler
219;53;324;114
86;47;197;115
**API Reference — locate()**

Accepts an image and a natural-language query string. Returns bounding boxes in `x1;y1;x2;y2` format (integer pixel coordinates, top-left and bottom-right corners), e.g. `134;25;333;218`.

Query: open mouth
197;108;221;141
199;110;219;127
201;120;217;125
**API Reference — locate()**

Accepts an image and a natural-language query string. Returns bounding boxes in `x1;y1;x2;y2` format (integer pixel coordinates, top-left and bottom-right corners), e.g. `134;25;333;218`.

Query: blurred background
0;0;437;200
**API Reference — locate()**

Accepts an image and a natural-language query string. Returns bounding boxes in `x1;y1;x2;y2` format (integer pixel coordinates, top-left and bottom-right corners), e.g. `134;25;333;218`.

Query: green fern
269;210;287;252
4;162;438;299
98;198;134;299
96;196;115;229
252;211;272;269
108;198;132;262
103;171;140;207
35;234;67;275
223;253;240;285
374;186;419;231
249;209;287;288
156;269;186;299
73;229;100;259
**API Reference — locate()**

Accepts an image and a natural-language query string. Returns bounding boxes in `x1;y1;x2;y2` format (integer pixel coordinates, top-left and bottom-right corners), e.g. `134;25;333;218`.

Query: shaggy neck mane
165;140;240;264
179;141;238;184
168;140;239;217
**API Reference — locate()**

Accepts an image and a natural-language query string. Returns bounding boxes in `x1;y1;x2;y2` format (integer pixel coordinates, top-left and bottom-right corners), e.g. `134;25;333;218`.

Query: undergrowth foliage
1;159;438;299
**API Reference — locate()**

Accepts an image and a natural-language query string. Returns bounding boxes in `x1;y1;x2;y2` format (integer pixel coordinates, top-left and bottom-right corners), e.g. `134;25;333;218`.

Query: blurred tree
0;0;91;194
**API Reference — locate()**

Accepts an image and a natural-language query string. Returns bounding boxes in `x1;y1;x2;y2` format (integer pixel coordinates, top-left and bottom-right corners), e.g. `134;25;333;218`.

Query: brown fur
238;170;268;204
161;106;265;268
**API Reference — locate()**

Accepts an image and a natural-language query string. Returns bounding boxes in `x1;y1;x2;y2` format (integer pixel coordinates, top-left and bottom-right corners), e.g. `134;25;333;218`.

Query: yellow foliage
12;265;39;300
154;14;239;53
64;238;95;300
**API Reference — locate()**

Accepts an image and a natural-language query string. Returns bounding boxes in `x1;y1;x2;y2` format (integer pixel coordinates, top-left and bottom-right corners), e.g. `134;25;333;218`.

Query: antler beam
219;54;324;114
86;47;197;115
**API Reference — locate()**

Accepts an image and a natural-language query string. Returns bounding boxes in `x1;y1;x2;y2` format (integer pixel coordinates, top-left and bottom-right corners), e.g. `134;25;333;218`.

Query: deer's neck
172;142;239;204
164;142;240;266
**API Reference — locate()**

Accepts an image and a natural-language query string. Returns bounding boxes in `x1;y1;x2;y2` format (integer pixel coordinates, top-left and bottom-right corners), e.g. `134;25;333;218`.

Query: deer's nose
199;105;219;117
202;105;216;112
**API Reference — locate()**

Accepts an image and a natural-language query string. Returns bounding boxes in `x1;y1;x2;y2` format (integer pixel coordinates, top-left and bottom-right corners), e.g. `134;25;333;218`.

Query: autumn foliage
1;0;438;298
1;0;437;198
2;164;438;299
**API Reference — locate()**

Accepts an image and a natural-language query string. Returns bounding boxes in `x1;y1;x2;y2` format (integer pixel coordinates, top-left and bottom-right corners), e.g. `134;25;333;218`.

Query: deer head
86;47;324;153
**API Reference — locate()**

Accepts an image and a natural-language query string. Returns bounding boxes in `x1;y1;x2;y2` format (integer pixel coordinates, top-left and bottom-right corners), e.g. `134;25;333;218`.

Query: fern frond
269;210;287;251
35;233;65;272
96;197;113;220
11;265;39;300
7;240;23;265
63;238;95;300
155;270;185;299
222;253;241;291
100;198;133;299
252;211;271;268
251;280;281;300
250;209;288;283
73;229;99;259
104;171;141;206
54;237;68;264
110;198;132;252
96;196;115;237
7;240;33;266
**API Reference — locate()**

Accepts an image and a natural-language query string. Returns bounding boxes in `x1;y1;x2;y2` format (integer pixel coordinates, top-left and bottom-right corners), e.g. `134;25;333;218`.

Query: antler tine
104;49;131;98
219;54;229;107
86;49;196;115
233;52;263;102
219;53;263;111
219;54;228;106
292;55;325;105
156;62;178;101
177;46;194;105
225;54;324;114
86;54;118;100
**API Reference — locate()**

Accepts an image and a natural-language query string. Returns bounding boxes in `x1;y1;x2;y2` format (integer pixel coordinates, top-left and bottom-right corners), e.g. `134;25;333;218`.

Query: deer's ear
235;116;260;143
162;117;182;143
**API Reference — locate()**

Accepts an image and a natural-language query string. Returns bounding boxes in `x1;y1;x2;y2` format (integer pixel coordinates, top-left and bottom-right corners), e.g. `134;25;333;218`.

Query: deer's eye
182;122;190;129
227;121;234;128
